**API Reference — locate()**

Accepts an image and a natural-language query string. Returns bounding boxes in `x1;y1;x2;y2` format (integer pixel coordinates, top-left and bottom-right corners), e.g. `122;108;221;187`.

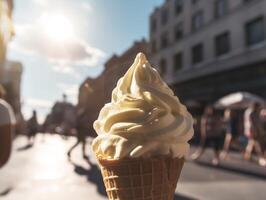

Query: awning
214;92;265;109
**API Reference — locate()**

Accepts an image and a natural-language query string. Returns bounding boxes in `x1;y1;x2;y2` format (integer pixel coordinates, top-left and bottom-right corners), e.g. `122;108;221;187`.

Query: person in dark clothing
191;105;224;165
220;109;239;159
27;110;39;145
67;108;89;161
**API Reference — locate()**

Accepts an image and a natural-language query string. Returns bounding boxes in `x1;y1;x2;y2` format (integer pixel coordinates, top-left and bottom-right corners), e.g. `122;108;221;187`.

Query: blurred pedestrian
67;108;89;161
27;110;39;145
261;108;266;153
0;84;16;168
244;103;266;166
191;105;224;165
220;109;239;159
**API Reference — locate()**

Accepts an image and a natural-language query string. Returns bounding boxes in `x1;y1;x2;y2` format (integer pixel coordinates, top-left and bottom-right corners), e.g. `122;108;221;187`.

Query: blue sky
7;0;164;122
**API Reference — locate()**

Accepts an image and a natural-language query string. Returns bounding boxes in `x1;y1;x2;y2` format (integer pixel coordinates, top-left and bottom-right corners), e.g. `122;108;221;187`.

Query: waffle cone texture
98;156;184;200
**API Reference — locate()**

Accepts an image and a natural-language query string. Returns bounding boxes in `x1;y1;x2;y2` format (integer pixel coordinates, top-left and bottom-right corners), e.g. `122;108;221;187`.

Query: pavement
0;134;265;200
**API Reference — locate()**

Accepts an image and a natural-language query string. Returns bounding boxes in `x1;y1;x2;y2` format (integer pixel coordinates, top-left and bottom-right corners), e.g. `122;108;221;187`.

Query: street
0;135;265;200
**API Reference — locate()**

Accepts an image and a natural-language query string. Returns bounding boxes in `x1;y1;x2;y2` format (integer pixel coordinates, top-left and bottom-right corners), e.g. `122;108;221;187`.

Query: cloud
81;2;93;12
57;83;79;104
52;65;82;79
34;0;93;12
33;0;48;6
10;22;105;67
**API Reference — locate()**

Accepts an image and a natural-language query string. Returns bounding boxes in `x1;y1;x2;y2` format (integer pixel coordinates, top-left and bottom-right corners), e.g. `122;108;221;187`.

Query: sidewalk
0;135;107;200
190;146;266;178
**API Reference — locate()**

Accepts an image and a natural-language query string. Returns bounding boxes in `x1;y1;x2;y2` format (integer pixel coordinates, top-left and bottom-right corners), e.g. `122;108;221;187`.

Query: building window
159;59;167;76
192;43;204;64
151;18;157;32
174;23;183;41
161;8;168;25
215;31;230;56
151;40;157;54
175;0;183;15
243;0;254;3
214;0;228;19
192;0;200;5
160;32;169;49
192;11;204;31
245;17;265;46
173;52;183;71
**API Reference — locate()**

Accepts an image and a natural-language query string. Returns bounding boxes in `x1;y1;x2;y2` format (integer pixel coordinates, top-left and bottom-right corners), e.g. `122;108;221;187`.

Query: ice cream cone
98;156;184;200
92;53;193;199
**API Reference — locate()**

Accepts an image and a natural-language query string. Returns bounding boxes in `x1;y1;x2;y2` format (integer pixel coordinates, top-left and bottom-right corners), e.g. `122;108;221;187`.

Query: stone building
149;0;266;108
77;76;104;136
1;60;23;117
0;0;15;85
42;97;76;135
0;0;14;64
78;39;148;136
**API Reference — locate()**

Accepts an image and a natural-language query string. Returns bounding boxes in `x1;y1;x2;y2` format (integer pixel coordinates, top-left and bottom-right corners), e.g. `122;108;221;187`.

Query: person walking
220;109;239;159
67;108;89;161
0;84;16;168
191;105;224;165
27;110;39;145
244;103;266;166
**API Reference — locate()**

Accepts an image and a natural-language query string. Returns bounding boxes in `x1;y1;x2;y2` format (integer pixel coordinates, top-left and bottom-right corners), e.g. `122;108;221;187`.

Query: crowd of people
191;103;266;166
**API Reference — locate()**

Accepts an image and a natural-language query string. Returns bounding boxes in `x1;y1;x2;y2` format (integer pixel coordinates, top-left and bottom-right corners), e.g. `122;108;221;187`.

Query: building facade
77;76;105;136
1;60;23;115
42;99;76;135
0;0;13;66
149;0;266;108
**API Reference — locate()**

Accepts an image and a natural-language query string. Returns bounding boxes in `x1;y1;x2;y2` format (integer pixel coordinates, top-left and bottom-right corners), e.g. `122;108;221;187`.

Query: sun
40;14;74;42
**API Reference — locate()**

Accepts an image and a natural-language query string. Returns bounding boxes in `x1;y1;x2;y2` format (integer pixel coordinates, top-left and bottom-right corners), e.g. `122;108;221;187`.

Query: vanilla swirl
92;53;194;159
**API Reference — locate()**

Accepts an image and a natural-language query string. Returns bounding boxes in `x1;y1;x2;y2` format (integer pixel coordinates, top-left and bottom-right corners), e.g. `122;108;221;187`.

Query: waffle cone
98;156;184;200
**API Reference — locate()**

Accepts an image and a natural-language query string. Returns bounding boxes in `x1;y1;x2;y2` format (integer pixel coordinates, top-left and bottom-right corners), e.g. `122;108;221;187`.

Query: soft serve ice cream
92;53;194;160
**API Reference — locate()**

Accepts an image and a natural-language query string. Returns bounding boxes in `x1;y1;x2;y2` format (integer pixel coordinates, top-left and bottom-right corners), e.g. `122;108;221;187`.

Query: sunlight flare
40;13;74;42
